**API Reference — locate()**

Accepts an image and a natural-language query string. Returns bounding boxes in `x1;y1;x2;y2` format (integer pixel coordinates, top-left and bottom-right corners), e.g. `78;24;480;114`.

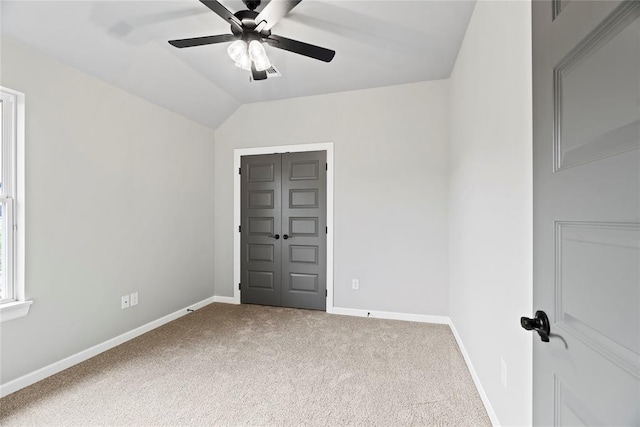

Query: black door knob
269;234;280;240
521;310;550;342
283;234;289;240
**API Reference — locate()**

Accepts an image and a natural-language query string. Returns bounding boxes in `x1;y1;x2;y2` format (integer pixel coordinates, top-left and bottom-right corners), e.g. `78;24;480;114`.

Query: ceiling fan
168;0;335;81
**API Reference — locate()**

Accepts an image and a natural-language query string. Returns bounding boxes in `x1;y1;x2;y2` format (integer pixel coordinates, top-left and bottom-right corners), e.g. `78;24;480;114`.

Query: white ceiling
0;0;476;129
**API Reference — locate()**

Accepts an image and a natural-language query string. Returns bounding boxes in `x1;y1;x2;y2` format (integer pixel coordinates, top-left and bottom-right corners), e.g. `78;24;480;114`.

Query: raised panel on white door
248;163;275;182
554;377;603;426
289;160;319;180
289;189;318;208
289;273;318;293
290;217;318;236
248;244;275;263
290;245;319;264
248;271;274;290
248;217;274;236
248;190;274;209
554;8;640;170
552;347;640;426
555;221;640;377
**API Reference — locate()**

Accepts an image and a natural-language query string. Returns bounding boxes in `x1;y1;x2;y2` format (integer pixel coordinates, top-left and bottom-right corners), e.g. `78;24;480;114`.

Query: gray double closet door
240;151;327;311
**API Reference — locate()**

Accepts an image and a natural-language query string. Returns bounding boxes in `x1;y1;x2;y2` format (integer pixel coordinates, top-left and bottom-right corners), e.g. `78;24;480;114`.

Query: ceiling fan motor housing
243;0;261;11
232;10;271;38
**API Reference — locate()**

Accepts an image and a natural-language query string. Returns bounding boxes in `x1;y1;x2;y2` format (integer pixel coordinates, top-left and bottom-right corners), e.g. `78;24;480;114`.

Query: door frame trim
233;142;334;312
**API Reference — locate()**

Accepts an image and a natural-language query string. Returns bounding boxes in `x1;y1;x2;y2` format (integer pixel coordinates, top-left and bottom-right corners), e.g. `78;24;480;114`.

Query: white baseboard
212;295;239;304
1;297;499;427
329;306;450;325
449;322;501;426
330;306;498;426
0;296;216;398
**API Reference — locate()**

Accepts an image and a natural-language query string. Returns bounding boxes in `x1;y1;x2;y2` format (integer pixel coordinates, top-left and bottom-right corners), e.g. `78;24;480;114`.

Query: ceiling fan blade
265;35;335;62
251;62;268;81
169;34;236;48
199;0;243;31
255;0;302;31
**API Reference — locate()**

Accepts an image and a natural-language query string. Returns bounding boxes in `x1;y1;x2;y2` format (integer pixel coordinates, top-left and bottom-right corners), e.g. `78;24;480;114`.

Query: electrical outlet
130;292;138;306
500;358;507;388
121;295;130;309
352;279;359;290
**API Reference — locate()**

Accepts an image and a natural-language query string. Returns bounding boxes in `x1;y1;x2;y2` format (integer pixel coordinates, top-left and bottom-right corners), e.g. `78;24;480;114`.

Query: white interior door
240;151;327;310
531;0;640;424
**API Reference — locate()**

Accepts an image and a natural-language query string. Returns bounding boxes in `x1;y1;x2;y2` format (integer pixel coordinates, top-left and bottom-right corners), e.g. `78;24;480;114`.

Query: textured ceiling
0;0;476;129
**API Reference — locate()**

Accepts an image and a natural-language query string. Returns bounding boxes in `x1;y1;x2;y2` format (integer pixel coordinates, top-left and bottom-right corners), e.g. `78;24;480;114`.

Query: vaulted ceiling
0;1;476;129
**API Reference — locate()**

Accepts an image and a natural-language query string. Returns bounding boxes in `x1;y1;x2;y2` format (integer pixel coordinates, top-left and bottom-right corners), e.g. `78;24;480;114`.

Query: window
0;86;29;322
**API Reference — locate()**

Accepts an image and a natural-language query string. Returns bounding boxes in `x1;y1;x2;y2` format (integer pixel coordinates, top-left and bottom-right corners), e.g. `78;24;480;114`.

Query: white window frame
0;86;30;322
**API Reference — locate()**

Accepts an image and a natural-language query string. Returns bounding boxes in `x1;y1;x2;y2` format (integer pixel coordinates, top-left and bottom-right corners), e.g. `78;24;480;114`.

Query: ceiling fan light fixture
235;55;252;71
248;40;271;72
227;40;248;62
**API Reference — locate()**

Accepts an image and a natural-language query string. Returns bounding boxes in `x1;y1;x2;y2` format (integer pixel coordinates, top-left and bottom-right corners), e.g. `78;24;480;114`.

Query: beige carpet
0;303;490;426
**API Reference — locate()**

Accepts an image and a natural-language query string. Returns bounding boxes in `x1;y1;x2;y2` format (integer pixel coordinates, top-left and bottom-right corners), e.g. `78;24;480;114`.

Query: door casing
233;142;334;312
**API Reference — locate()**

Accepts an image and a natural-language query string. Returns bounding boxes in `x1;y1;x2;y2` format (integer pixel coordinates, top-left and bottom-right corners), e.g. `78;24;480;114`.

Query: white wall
214;81;450;316
0;37;216;384
448;1;533;425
